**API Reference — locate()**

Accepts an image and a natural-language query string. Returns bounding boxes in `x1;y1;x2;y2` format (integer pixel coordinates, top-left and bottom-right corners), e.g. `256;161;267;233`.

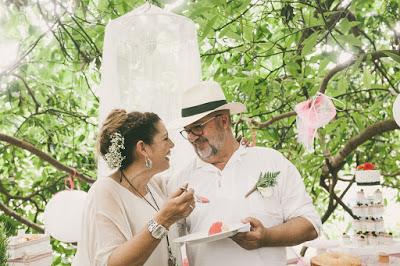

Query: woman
73;109;195;266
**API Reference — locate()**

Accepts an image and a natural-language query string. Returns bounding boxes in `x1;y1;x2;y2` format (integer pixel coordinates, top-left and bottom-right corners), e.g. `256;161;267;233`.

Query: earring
145;156;153;169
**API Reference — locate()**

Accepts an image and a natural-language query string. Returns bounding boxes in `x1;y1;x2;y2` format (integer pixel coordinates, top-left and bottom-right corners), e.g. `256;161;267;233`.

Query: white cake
355;170;381;185
348;164;390;247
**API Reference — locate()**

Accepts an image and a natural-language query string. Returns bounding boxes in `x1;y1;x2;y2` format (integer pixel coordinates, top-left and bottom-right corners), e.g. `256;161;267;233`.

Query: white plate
174;223;251;245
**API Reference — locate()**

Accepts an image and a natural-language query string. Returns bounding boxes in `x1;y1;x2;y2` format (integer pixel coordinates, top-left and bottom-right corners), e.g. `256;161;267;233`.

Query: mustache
193;137;208;144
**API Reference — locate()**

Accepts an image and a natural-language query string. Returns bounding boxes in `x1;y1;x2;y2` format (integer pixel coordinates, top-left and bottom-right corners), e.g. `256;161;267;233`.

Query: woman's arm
107;188;194;266
107;224;163;266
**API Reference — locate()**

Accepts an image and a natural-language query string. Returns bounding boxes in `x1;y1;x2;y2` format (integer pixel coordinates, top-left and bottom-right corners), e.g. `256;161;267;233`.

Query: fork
180;186;210;203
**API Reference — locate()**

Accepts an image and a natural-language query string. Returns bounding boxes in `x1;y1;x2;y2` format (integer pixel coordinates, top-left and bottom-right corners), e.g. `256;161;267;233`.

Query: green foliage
0;0;399;263
256;171;280;188
0;222;9;266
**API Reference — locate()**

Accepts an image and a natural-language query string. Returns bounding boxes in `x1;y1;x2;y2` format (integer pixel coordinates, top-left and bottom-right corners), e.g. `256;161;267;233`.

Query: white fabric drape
98;3;201;178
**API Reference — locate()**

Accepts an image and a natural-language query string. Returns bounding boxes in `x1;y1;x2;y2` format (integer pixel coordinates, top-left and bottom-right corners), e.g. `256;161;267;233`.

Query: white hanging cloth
98;3;201;178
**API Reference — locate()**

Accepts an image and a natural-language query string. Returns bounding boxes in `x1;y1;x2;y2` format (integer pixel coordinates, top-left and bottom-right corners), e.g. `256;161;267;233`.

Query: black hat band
181;100;227;117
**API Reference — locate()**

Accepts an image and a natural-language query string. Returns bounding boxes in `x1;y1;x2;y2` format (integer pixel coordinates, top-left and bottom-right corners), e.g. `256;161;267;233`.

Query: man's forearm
261;217;318;247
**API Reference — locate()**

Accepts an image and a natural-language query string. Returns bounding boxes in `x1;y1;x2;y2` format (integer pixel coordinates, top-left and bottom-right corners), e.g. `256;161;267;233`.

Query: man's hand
231;217;267;250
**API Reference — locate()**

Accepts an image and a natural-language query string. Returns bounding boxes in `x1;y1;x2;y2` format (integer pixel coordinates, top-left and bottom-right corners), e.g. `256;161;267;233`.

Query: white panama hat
170;81;246;129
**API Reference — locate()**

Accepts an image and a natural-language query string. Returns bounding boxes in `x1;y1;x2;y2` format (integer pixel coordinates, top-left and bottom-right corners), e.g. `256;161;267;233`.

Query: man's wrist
260;227;270;247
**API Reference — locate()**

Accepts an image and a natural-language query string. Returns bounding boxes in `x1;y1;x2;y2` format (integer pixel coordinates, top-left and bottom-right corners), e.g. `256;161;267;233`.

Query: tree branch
0;30;50;79
0;200;44;233
328;119;399;171
70;16;101;56
0;175;64;201
201;43;244;57
82;72;99;102
33;108;95;126
214;1;256;32
12;74;41;112
319;50;400;94
382;171;400;178
0;133;95;184
320;184;356;223
252;111;296;128
57;18;90;63
246;50;399;130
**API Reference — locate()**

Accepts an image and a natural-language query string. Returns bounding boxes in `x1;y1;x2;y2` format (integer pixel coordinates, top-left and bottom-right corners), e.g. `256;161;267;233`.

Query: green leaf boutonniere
245;171;280;198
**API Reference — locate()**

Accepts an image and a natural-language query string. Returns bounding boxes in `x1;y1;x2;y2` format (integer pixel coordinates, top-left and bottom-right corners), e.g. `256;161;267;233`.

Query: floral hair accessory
104;132;125;169
357;162;375;170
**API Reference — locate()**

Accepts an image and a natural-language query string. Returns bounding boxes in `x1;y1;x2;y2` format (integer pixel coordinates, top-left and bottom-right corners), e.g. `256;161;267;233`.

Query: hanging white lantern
393;94;400;127
43;190;87;243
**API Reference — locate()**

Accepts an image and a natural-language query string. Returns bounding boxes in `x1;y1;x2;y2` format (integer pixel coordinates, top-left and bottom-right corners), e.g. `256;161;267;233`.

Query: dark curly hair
97;109;161;169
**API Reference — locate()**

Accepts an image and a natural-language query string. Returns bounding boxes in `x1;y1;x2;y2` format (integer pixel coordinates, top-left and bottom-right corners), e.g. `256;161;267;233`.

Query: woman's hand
107;185;194;266
154;185;195;228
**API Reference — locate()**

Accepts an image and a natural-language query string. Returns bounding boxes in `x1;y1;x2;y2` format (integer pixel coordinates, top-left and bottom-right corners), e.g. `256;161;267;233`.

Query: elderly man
170;81;321;266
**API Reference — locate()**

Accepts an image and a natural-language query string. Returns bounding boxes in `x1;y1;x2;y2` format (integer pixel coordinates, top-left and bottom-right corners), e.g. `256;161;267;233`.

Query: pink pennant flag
294;93;336;151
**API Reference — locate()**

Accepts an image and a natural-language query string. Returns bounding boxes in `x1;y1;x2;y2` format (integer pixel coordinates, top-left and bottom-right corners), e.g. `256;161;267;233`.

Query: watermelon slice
208;221;223;235
198;196;209;203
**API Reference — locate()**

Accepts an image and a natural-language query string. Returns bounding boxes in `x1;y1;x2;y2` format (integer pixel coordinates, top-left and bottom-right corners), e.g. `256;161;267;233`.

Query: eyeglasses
180;115;222;139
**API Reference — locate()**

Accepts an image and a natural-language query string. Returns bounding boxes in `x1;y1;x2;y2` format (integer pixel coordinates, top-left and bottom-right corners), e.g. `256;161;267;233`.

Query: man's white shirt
168;145;321;266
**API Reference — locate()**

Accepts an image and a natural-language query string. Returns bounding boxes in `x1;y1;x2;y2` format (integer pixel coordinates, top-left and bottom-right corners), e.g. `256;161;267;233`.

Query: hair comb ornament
104;132;126;169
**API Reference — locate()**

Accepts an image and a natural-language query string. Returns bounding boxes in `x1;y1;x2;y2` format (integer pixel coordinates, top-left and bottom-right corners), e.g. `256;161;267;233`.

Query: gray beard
196;143;218;159
194;127;226;160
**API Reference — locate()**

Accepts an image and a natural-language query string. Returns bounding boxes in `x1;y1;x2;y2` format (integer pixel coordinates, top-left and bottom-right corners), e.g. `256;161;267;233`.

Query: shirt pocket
246;188;283;228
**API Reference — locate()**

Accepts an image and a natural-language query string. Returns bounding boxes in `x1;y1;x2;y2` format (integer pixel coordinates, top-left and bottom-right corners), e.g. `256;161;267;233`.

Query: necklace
120;170;158;211
120;170;177;266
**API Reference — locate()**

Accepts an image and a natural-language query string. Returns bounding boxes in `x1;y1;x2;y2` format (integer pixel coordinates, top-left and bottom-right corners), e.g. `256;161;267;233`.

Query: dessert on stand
7;230;52;266
350;163;388;247
305;163;400;266
333;163;400;265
